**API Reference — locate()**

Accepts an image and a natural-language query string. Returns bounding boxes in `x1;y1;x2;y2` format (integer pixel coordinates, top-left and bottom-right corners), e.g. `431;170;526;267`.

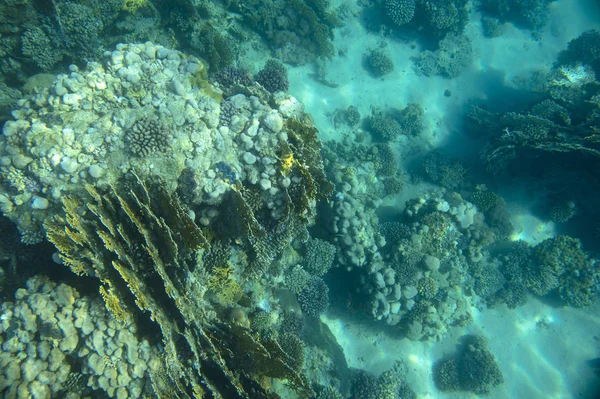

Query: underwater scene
0;0;600;398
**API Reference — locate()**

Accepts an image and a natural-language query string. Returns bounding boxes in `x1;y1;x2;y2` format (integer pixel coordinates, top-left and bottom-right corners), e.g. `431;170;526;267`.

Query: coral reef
303;237;337;276
320;137;498;340
413;34;473;78
535;236;599;307
1;5;598;399
369;109;403;141
0;275;161;398
557;29;600;75
349;361;415;399
498;237;599;307
418;0;469;38
384;0;416;26
126;117;172;157
373;194;482;339
0;42;330;247
473;101;592;171
422;151;466;189
364;50;395;78
0;40;339;398
298;277;330;317
477;0;555;38
472;35;600;174
45;173;314;397
256;59;290;93
228;0;338;64
434;335;504;395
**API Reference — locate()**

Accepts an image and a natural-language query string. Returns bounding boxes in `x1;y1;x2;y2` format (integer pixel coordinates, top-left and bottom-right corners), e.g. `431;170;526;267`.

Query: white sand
323;298;600;398
284;0;600;397
289;0;600;146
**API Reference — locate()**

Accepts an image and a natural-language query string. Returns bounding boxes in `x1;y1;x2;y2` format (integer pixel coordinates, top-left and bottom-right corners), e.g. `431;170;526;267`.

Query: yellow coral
99;283;129;323
188;62;223;103
122;0;146;13
207;264;242;304
281;152;295;175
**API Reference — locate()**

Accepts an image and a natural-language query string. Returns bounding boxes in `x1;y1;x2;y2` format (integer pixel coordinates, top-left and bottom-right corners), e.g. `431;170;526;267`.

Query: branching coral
434;335;504;395
396;103;424;136
228;0;336;64
477;0;554;37
557;29;600;73
350;361;415;399
499;237;599;307
21;26;63;71
459;335;504;394
469;186;500;213
369;110;403;141
534;235;599;307
472;103;600;173
304;237;337;276
298;277;330;317
422;150;466;189
364;49;395;78
256;59;290;93
374;143;398;176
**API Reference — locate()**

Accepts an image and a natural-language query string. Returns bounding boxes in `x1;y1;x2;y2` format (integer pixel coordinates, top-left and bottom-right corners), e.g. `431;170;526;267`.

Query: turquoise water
0;0;599;398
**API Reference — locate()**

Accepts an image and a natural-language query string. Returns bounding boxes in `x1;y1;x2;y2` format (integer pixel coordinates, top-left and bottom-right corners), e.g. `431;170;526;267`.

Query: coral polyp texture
255;59;290;93
0;275;161;399
384;0;416;26
0;41;331;241
477;0;555;37
434;335;504;395
0;41;338;398
44;173;314;397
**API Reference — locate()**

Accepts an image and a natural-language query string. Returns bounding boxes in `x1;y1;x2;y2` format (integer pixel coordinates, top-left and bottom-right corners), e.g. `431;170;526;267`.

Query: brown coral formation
45;173;314;398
